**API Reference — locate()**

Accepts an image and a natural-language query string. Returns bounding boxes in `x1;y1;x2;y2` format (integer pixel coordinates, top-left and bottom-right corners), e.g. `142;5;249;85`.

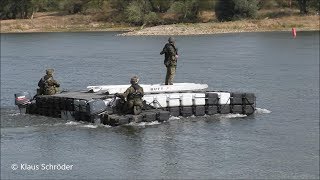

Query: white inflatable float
87;83;208;94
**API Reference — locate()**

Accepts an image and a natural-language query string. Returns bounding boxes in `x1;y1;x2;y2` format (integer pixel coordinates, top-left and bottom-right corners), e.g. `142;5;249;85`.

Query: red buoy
292;28;297;38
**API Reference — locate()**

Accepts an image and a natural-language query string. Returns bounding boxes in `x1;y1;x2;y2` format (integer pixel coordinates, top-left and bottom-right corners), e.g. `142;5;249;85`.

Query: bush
168;1;185;16
60;0;85;14
215;0;258;21
233;0;258;20
198;0;216;11
214;0;235;21
149;0;172;13
125;1;144;25
144;12;162;25
257;0;278;9
309;0;320;11
168;0;199;22
0;0;34;19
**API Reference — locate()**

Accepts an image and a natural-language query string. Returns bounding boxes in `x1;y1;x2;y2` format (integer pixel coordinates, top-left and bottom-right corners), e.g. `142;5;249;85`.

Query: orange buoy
292;28;297;38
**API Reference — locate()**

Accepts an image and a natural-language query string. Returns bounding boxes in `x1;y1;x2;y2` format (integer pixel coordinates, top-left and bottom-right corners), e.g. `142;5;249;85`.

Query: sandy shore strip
120;15;319;36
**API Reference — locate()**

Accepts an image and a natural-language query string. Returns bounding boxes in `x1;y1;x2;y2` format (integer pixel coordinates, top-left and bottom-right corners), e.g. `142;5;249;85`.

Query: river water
1;31;319;179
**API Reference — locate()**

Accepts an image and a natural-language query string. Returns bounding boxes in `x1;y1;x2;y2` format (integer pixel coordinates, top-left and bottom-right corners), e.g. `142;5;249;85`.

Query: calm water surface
1;31;319;179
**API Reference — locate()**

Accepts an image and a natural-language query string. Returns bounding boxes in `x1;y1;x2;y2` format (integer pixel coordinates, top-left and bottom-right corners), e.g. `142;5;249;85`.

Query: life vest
128;85;143;100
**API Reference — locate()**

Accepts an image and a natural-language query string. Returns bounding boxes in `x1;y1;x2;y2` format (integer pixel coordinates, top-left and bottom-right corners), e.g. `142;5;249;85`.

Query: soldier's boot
55;87;60;94
165;67;170;85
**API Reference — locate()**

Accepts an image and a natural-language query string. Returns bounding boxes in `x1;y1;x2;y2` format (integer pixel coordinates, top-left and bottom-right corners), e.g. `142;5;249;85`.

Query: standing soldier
116;76;144;115
160;37;178;85
37;69;60;95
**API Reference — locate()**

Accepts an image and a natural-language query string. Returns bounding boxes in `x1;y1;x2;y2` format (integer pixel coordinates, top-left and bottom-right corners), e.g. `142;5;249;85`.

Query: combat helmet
130;76;139;85
46;69;54;76
168;37;175;43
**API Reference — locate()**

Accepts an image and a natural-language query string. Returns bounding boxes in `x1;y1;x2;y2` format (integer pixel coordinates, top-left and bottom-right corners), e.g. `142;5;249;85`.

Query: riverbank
0;12;136;33
121;15;319;36
1;12;319;35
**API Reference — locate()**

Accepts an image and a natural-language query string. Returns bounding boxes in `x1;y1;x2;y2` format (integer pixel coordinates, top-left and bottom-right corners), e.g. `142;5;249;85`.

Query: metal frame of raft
20;90;256;126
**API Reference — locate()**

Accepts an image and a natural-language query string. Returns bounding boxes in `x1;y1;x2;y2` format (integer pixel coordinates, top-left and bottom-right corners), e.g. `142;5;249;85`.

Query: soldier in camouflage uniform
160;37;178;85
116;76;144;115
37;69;60;95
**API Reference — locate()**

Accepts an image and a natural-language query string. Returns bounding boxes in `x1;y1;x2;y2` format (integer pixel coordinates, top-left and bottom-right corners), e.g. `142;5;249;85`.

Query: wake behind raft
15;83;256;126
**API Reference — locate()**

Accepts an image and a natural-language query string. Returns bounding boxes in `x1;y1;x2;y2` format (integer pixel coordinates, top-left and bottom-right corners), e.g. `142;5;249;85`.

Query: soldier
160;37;178;85
37;69;60;95
116;76;144;115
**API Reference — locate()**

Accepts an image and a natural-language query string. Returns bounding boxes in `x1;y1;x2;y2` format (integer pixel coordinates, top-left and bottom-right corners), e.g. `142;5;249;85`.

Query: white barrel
193;93;206;106
216;92;230;104
180;93;193;106
103;98;114;107
206;92;231;105
167;93;180;107
154;94;168;108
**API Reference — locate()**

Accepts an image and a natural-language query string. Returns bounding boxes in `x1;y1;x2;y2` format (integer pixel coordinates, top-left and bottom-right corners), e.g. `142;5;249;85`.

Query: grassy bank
1;11;319;35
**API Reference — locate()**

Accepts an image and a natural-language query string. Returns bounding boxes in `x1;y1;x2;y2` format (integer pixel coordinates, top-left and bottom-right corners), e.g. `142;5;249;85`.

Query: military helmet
130;76;139;84
168;37;175;43
46;69;54;76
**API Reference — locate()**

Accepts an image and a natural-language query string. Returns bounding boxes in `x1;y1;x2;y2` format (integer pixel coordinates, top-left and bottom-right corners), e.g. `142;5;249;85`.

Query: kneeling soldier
116;76;144;115
37;69;60;95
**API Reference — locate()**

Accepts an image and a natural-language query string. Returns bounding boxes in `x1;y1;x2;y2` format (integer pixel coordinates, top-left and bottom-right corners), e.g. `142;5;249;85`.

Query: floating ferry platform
15;83;256;126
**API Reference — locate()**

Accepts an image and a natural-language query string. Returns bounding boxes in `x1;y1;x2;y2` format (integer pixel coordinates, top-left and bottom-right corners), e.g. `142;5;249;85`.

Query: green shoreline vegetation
1;0;319;35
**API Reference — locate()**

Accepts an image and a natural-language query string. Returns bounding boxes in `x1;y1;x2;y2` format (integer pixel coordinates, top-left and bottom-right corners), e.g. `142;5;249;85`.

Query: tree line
1;0;319;24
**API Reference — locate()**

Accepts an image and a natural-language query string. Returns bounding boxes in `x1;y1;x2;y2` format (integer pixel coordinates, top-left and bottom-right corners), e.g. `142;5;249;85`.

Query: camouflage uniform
118;76;144;114
160;37;178;85
37;69;60;95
